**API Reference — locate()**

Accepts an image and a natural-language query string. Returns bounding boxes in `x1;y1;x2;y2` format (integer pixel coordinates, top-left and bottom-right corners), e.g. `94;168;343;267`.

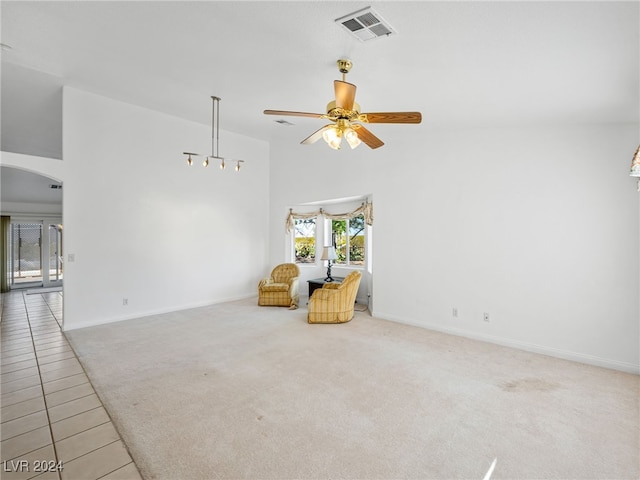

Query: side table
307;277;345;298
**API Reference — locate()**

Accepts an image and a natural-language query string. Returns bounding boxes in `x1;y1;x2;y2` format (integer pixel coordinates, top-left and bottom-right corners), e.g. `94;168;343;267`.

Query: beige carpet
66;298;639;479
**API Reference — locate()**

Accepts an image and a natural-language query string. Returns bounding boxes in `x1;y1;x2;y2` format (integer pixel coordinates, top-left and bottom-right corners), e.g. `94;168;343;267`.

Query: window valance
286;201;373;233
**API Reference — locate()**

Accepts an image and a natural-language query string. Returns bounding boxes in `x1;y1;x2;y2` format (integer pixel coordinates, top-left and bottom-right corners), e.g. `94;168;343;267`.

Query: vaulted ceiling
2;0;637;150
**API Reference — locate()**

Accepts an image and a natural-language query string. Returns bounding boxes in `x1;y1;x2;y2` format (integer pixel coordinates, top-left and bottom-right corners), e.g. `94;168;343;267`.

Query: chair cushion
260;283;289;292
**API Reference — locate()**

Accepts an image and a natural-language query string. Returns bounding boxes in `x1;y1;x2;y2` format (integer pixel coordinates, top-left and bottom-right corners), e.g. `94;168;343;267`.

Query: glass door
46;223;63;286
9;219;63;289
10;223;43;288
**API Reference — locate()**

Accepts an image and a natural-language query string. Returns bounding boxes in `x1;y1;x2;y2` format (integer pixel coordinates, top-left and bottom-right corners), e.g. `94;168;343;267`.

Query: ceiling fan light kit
264;59;421;150
183;96;245;172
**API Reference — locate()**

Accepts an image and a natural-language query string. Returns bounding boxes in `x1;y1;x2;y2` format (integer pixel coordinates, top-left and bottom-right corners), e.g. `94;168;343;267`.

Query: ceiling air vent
335;7;396;42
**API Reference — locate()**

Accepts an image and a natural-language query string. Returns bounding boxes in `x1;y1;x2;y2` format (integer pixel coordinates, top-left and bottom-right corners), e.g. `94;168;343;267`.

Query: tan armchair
308;271;362;324
258;263;300;309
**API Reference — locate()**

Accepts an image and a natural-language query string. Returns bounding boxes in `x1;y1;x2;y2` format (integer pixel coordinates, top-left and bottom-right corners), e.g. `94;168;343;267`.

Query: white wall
62;87;270;330
1;64;64;159
268;123;640;373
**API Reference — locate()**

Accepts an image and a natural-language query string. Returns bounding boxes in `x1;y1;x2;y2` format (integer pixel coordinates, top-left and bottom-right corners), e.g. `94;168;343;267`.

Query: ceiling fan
264;59;422;150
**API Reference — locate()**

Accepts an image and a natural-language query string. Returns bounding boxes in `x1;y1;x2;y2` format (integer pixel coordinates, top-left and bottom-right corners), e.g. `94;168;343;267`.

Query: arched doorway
1;166;63;291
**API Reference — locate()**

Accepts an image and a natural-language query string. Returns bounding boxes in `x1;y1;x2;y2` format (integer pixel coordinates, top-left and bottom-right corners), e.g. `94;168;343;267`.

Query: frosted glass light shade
322;127;342;150
344;127;361;149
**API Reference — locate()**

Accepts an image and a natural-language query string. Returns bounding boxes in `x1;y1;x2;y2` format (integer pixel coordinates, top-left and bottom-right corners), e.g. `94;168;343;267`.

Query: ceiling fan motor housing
337;59;353;74
326;100;361;120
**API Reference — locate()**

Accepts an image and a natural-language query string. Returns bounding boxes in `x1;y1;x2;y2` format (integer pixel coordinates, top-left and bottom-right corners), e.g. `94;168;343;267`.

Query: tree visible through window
331;215;365;266
294;218;316;263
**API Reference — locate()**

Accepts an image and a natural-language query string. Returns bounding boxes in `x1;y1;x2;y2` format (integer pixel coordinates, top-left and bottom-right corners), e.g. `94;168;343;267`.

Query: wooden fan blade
301;125;333;145
264;110;325;119
353;124;384;149
359;112;422;124
334;80;357;111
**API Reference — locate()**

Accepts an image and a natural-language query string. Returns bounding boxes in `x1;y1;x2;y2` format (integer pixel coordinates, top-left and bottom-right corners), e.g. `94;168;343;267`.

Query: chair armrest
310;287;338;302
288;276;299;296
258;278;273;289
323;283;341;290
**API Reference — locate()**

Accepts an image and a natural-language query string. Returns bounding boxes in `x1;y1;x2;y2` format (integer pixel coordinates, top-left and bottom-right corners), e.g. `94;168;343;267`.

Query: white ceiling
1;167;62;205
0;0;638;206
1;0;638;148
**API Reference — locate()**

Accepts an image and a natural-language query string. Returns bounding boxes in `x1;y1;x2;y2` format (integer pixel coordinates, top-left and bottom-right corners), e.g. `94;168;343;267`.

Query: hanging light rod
183;96;245;172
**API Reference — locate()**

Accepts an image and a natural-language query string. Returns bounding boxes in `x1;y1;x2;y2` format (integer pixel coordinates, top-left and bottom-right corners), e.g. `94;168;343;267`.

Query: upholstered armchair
258;263;300;309
308;271;362;324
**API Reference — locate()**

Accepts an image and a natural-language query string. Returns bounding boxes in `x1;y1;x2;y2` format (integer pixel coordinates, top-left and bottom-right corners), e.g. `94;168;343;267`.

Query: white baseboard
62;293;256;331
63;299;638;375
373;311;640;375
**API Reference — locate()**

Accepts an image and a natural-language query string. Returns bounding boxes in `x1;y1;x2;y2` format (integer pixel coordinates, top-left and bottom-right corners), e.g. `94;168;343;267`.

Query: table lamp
320;246;338;282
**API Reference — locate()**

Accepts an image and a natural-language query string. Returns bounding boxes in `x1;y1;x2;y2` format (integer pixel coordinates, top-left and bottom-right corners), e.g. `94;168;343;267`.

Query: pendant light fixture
183;96;245;172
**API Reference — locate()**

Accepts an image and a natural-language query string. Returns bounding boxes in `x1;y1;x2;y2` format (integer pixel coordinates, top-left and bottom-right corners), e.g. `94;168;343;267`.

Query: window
330;215;365;266
293;218;316;264
287;200;371;268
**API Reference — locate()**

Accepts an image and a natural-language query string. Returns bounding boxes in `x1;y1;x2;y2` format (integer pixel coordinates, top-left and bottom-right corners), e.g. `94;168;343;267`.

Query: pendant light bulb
203;157;209;167
235;161;241;172
220;158;226;170
187;154;193;166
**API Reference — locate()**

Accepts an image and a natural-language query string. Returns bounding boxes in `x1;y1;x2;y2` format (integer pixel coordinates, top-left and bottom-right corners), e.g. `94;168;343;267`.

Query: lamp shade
630;145;640;177
320;246;338;261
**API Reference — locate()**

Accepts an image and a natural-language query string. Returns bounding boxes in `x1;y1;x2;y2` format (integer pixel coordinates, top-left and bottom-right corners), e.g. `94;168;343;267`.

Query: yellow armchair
308;271;362;324
258;263;300;309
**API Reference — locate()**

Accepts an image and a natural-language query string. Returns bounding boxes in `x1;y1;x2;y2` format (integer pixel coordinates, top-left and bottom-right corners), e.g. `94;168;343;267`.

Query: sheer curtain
285;201;373;233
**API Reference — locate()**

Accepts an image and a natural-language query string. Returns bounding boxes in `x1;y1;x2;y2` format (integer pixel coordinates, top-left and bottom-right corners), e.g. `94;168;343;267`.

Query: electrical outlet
452;308;458;318
122;298;128;306
483;312;490;322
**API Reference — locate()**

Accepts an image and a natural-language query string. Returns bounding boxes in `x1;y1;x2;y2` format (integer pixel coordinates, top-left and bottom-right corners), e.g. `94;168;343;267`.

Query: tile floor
1;289;142;480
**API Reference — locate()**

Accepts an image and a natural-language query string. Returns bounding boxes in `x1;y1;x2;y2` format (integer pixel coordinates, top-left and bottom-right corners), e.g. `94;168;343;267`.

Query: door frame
43;219;63;288
9;216;63;289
